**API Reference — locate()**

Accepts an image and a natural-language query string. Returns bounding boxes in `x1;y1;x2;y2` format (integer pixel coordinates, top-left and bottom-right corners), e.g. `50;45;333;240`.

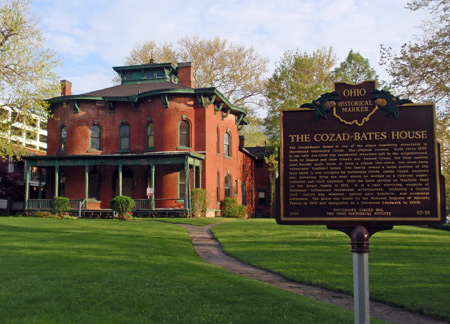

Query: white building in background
0;104;48;213
0;105;47;151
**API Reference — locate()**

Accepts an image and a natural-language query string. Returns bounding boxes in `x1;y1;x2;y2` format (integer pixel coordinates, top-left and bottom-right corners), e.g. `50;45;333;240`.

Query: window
179;120;190;148
224;132;230;157
216;126;220;154
147;122;155;149
257;190;266;206
60;126;67;152
88;170;100;201
216;172;220;202
234;180;238;196
119;124;130;151
241;182;246;206
179;169;186;199
90;124;101;150
224;175;231;198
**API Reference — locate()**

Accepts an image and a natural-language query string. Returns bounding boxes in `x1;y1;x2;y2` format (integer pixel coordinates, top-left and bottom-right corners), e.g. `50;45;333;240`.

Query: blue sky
31;0;429;95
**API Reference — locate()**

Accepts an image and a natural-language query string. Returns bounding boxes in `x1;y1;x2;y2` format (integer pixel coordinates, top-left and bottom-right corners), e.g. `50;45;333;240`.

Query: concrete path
179;223;449;324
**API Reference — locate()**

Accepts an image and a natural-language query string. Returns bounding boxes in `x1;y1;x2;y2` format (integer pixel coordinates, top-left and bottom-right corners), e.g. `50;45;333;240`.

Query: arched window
119;124;130;151
241;182;246;206
224;174;231;198
178;120;190;148
179;169;186;199
88;169;100;201
147;122;155;149
60;126;67;152
90;124;101;151
224;132;231;157
216;172;220;203
216;126;220;155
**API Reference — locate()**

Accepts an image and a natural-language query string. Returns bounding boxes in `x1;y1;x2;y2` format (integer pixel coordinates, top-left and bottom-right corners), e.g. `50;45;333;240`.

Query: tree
123;36;269;107
332;49;379;84
380;0;450;107
0;0;61;159
263;47;337;144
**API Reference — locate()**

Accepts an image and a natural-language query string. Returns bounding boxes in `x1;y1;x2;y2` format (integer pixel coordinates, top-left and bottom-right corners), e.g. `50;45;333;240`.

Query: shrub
222;197;246;218
110;196;136;221
53;197;70;218
191;189;209;218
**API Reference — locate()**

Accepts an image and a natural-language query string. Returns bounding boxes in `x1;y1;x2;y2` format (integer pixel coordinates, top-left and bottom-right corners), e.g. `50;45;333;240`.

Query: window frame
178;169;186;200
224;132;231;157
146;122;155;150
178;120;190;149
90;124;101;151
224;174;231;198
119;123;130;152
59;126;67;153
241;182;246;206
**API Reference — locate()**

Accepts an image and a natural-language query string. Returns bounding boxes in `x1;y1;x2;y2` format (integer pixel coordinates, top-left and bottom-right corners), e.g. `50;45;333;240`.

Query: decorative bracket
71;100;80;114
222;109;230;120
214;103;223;115
235;113;244;126
162;94;169;108
196;94;205;108
107;101;115;113
207;95;216;107
371;89;412;120
132;100;140;112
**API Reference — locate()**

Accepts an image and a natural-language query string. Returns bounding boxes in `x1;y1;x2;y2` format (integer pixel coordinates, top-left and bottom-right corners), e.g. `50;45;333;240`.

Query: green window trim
147;122;155;150
216;125;220;155
90;124;101;151
224;132;231;157
241;182;246;206
119;124;130;152
59;126;67;153
216;172;220;203
224;174;231;198
178;120;190;149
234;180;238;196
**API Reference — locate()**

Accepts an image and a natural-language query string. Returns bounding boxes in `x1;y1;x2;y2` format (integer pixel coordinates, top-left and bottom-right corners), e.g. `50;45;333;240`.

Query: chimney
177;62;194;88
61;80;72;96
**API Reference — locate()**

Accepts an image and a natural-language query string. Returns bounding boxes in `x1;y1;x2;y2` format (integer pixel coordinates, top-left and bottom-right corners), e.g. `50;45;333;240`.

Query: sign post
277;81;446;324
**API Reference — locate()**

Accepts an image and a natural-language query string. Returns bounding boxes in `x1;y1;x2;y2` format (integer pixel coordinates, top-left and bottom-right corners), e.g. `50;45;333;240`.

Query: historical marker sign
278;81;445;226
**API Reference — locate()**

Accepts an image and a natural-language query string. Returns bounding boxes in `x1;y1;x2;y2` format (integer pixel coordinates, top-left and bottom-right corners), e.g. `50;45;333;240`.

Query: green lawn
0;217;388;324
211;219;450;321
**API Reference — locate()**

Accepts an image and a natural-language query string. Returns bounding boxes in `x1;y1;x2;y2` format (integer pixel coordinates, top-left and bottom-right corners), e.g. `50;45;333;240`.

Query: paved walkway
179;223;449;324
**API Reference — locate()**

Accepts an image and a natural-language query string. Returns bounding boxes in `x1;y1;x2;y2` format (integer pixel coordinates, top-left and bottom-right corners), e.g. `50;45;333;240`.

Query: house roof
82;82;190;98
244;146;274;159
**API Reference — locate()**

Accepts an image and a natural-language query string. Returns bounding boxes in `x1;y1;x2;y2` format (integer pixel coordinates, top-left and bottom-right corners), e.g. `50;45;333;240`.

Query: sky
31;0;429;96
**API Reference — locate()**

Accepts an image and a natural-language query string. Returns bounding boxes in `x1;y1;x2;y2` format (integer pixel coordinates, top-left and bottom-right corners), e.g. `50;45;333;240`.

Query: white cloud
32;0;431;92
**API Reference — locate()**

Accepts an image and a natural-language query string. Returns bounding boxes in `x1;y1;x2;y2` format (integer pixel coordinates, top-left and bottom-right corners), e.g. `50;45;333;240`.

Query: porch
23;151;205;217
27;198;190;218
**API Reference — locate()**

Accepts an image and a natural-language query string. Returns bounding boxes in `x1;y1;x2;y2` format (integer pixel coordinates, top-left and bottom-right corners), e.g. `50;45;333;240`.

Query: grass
211;219;450;321
0;217;389;324
143;217;238;226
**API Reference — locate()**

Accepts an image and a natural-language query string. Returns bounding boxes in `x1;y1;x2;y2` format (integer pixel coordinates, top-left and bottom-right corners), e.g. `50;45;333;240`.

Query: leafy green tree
332;49;378;84
123;36;268;108
0;0;61;159
380;0;450;107
381;0;450;209
263;47;337;144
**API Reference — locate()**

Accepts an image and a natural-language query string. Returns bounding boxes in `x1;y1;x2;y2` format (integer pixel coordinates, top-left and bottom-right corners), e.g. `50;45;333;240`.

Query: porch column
25;163;30;209
118;160;123;196
151;165;155;210
85;163;89;210
184;161;189;210
198;161;202;189
193;160;196;189
38;167;42;199
54;164;59;197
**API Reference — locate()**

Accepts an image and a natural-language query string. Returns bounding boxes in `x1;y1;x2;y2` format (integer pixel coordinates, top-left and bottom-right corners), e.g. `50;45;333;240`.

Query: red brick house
24;62;258;217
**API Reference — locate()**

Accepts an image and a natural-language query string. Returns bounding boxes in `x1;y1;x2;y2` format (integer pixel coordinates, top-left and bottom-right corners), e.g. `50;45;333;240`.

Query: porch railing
28;199;53;209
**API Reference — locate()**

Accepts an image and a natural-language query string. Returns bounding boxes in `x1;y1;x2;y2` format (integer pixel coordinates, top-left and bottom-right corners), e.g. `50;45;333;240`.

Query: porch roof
24;151;205;168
